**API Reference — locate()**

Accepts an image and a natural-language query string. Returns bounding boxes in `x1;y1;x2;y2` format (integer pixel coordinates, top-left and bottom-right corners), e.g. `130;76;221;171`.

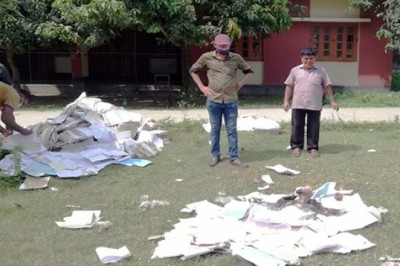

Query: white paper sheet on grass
96;246;131;264
55;210;102;229
1;133;47;155
297;227;375;253
266;164;300;175
0;154;18;176
22;161;57;177
312;182;353;199
116;158;152;167
231;244;287;266
27;148;129;178
202;116;281;133
80;148;128;163
136;130;164;150
236;115;281;132
19;176;51;190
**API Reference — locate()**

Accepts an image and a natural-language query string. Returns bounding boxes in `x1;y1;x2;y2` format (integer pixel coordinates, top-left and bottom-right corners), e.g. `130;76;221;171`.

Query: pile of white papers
151;182;386;265
0;92;168;178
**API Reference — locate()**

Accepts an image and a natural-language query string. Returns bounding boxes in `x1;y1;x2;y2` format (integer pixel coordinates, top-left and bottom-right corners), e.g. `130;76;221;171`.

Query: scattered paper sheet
1;133;47;155
258;184;270;190
96;246;131;264
379;255;400;262
116;158;152;167
236;115;281;132
55;210;104;229
22;160;57;177
266;164;300;175
261;174;274;184
19;176;51;190
231;244;287;266
312;182;353;199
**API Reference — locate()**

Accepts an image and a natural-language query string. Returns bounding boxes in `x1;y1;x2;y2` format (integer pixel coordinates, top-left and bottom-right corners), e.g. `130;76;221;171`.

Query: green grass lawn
1;119;400;265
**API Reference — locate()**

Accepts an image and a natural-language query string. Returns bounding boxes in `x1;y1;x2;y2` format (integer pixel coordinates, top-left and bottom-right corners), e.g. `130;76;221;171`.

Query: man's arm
1;105;32;135
323;85;339;111
236;71;253;91
283;85;293;112
190;72;211;97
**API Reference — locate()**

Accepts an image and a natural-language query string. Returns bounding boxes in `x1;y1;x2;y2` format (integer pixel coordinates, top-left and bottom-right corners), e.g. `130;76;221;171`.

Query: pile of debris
151;182;387;265
0;92;169;178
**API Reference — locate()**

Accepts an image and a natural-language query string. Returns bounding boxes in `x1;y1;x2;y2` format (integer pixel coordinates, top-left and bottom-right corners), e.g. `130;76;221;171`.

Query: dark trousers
290;109;321;151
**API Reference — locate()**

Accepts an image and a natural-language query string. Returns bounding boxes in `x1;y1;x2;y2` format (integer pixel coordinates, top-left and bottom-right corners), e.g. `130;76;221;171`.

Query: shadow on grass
243;144;362;162
320;143;362;154
242;148;290;162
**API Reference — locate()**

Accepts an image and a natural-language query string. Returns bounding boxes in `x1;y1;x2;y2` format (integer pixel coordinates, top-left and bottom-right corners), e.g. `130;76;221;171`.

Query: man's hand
331;101;340;111
282;101;290;112
200;86;211;97
19;128;32;136
2;129;13;137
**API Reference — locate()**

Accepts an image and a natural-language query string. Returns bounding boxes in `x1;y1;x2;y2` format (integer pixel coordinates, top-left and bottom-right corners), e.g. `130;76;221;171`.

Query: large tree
125;0;298;91
349;0;400;51
0;0;53;86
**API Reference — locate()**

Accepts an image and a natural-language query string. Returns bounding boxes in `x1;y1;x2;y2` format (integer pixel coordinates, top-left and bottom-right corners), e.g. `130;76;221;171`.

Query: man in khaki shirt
190;34;253;167
283;47;339;158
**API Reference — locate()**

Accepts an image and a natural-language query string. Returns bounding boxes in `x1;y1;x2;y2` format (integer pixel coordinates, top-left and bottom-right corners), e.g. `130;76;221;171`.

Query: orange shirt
0;81;20;110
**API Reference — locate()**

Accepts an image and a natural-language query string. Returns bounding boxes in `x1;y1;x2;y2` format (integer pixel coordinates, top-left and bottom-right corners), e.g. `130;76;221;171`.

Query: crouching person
0;81;32;137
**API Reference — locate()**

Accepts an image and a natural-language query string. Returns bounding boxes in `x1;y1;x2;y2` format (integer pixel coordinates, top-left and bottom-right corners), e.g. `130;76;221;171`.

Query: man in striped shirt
283;47;339;158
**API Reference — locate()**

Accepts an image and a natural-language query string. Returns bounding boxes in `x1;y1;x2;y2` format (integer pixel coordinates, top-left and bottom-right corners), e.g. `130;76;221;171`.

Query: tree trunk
180;45;201;104
5;48;21;87
181;46;193;93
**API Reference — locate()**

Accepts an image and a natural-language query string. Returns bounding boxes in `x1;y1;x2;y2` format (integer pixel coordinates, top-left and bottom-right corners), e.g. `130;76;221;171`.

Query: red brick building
190;0;392;95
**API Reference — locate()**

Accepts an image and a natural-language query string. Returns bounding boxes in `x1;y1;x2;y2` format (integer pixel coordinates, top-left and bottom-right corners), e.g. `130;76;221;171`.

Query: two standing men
190;36;338;166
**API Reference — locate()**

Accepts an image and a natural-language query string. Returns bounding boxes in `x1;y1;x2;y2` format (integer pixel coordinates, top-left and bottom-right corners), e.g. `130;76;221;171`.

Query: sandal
309;149;320;158
292;148;302;157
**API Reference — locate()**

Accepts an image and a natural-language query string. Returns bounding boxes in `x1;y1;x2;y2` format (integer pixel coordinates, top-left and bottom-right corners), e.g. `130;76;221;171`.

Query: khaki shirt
284;64;332;111
0;81;20;110
189;51;252;103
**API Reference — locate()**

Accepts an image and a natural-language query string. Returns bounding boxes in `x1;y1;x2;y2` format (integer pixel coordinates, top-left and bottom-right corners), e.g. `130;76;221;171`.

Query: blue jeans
206;100;239;160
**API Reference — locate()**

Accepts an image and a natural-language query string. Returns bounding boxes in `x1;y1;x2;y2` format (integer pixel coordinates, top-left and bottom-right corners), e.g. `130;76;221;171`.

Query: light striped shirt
284;64;332;110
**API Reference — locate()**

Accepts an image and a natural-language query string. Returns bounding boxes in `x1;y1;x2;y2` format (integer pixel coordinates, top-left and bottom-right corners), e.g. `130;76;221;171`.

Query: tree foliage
349;0;400;51
126;0;295;48
0;0;53;53
35;0;139;52
0;0;54;85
